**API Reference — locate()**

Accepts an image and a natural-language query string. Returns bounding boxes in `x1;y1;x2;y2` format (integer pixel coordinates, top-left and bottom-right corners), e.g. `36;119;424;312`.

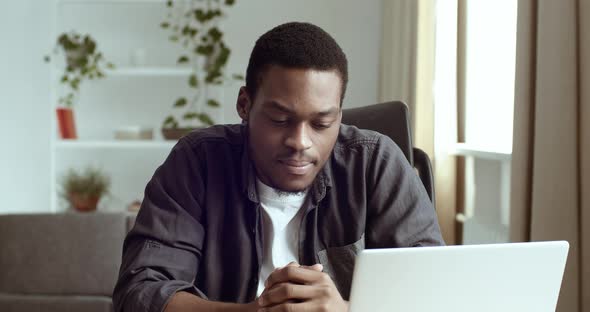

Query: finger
262;262;301;288
271;261;299;273
258;283;316;307
300;263;323;272
259;300;314;312
265;266;324;289
284;261;299;268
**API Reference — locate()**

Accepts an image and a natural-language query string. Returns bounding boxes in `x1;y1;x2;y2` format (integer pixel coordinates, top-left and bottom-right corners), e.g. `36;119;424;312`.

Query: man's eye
270;119;288;125
313;123;332;130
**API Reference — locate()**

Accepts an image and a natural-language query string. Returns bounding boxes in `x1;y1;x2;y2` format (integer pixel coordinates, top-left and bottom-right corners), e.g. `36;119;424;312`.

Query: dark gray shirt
112;124;444;312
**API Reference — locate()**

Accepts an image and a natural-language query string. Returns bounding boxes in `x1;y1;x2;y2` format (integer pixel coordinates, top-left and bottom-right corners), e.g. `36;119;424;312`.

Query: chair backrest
342;101;413;164
342;101;435;206
342;101;413;165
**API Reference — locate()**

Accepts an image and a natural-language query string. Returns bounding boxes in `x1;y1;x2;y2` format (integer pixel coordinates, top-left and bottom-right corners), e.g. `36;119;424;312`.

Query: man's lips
278;159;314;175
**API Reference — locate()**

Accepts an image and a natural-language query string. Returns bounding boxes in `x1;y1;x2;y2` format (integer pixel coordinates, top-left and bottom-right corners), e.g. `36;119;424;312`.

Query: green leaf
181;25;191;36
169;35;179;42
188;74;198;88
85;37;97;54
61;75;69;83
225;0;235;5
194;9;207;22
207;10;220;20
206;99;220;107
183;112;199;120
208;27;223;42
197;113;215;126
232;73;244;80
166;0;173;7
160;22;170;28
205;71;222;83
214;45;230;68
196;45;214;56
163;115;179;128
163;115;175;124
177;55;189;64
70;78;80;90
174;97;187;107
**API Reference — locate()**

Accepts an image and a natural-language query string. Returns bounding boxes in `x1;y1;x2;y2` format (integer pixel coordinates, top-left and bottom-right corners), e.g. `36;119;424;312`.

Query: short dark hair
245;22;348;105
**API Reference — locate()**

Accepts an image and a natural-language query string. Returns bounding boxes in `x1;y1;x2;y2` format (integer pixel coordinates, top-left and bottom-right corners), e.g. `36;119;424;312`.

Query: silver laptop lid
349;241;569;312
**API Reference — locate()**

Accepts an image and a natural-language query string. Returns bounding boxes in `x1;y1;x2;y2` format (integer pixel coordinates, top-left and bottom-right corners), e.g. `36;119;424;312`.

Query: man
113;22;443;312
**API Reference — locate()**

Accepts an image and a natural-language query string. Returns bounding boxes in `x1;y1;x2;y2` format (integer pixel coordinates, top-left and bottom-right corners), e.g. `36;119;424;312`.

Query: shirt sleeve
365;135;445;248
112;138;208;312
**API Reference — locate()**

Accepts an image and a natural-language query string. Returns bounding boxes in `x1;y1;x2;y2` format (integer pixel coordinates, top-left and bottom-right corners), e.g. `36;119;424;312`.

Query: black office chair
342;101;435;208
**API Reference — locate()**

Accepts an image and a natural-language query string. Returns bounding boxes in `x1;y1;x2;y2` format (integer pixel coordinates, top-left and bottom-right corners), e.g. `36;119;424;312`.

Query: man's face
236;65;342;192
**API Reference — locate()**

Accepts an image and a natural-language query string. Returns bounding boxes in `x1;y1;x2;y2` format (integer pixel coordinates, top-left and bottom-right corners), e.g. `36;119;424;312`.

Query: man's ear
236;87;252;123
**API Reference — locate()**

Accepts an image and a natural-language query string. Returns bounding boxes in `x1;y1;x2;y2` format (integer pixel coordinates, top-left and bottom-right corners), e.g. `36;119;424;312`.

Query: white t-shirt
256;178;308;296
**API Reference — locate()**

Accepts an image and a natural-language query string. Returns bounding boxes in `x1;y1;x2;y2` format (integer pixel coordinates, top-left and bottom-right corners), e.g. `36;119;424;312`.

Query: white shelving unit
49;0;194;213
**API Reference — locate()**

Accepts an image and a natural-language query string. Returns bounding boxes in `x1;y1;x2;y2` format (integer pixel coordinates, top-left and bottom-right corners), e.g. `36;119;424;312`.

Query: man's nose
284;123;312;151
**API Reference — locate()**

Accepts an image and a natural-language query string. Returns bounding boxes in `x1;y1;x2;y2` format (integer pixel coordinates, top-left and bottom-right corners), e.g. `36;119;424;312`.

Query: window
464;0;518;152
432;0;518;244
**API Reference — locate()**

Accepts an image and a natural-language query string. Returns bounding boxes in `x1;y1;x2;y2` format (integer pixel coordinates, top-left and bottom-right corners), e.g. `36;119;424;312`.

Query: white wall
0;0;383;213
0;1;55;214
224;0;384;112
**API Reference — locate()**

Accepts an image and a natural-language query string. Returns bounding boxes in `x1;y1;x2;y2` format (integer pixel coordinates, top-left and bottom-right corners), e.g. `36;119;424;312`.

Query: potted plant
45;32;113;139
60;167;111;212
160;0;243;140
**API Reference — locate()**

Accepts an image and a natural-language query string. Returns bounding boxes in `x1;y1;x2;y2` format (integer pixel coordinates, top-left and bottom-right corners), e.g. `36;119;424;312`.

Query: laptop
348;241;569;312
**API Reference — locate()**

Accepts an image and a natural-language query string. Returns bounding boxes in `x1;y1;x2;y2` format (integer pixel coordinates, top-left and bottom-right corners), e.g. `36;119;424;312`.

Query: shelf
450;143;512;161
55;140;178;149
58;0;167;4
105;66;192;77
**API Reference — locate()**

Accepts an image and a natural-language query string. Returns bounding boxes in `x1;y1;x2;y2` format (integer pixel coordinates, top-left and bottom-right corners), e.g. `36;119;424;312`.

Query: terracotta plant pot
161;127;199;140
68;193;100;212
56;107;77;139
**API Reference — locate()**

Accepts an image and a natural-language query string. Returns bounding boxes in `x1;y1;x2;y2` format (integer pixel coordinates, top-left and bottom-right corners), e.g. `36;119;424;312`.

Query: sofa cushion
0;213;127;296
0;293;112;312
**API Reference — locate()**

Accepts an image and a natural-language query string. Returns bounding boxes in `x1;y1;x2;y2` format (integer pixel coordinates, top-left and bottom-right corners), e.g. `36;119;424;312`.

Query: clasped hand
255;262;349;312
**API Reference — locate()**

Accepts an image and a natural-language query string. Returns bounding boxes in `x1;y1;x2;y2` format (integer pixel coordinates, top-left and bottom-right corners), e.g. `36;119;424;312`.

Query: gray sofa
0;213;136;312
